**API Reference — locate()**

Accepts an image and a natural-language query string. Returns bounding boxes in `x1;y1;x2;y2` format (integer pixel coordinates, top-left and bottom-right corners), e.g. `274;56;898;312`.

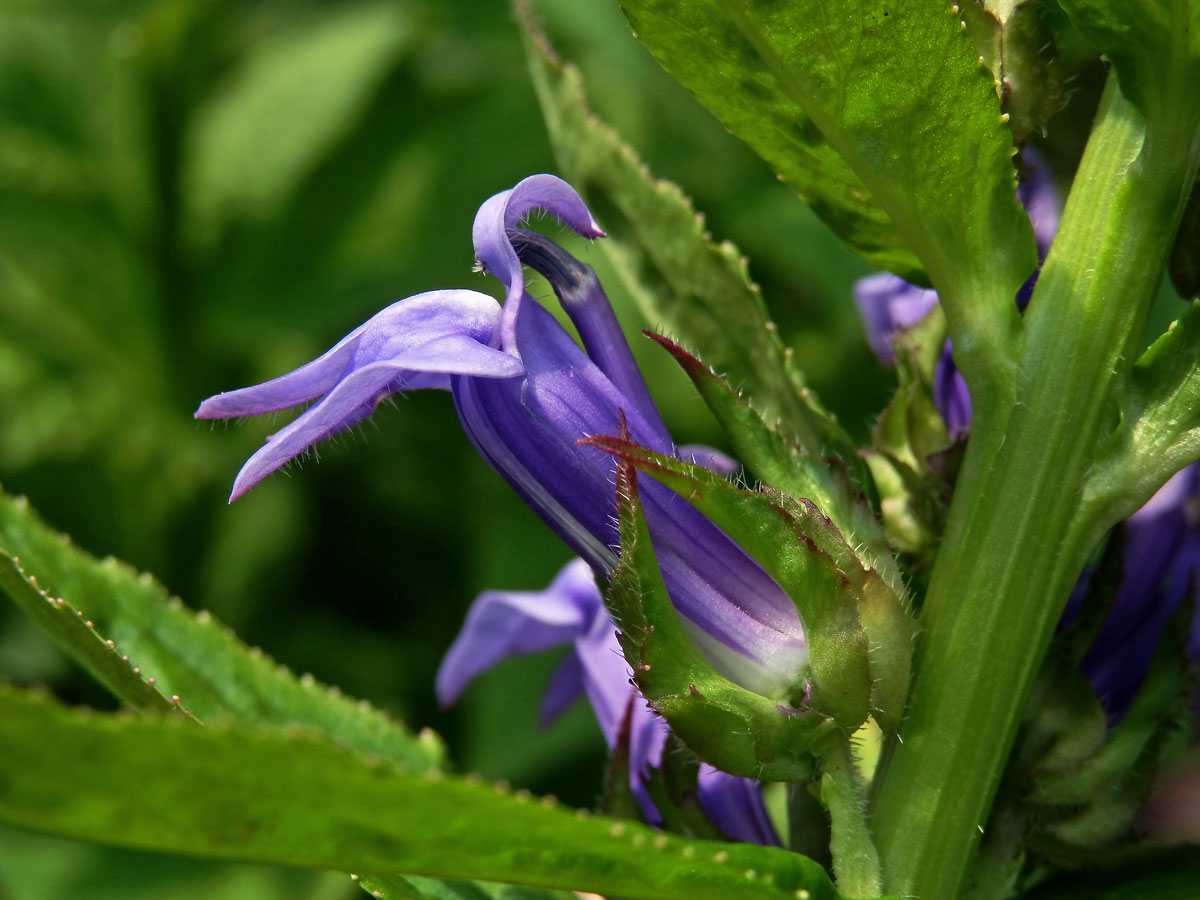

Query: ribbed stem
870;76;1200;900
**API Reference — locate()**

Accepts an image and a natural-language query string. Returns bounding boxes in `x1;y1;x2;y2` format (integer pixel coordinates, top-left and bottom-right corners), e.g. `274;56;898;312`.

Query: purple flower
853;151;1060;437
197;174;799;838
199;175;806;698
852;274;939;367
195;291;524;501
459;179;807;698
436;558;780;844
1081;464;1200;719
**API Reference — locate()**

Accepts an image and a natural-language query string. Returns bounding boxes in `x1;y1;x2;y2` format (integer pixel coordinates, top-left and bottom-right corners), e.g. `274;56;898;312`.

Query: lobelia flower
435;557;780;844
197;174;798;842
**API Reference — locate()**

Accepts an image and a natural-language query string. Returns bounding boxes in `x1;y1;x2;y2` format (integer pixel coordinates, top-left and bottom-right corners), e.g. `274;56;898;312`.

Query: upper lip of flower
471;173;605;355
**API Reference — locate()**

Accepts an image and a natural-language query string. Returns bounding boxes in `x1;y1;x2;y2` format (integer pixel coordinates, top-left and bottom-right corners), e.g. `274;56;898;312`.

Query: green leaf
588;437;914;733
0;552;192;719
610;0;923;281
185;2;414;241
619;0;1037;388
1029;648;1181;805
356;874;433;900
646;333;892;583
1056;0;1200;120
960;2;1068;144
1084;301;1200;530
1016;659;1108;777
355;874;575;900
0;489;443;772
0;498;578;900
0;686;845;900
604;453;832;779
1025;628;1192;861
517;3;846;448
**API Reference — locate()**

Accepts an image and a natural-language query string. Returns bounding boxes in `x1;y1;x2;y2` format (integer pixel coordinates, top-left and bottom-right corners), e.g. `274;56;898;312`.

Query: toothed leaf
518;8;842;446
0;686;846;900
0;553;193;719
0;490;443;771
617;0;1038;374
648;333;892;582
592;439;914;733
608;0;924;281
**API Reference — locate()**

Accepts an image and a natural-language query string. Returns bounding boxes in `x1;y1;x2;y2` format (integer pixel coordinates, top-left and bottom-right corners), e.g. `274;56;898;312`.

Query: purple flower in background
853;151;1061;437
436;558;780;844
1081;465;1200;719
197;174;796;839
852;274;939;367
853;272;973;435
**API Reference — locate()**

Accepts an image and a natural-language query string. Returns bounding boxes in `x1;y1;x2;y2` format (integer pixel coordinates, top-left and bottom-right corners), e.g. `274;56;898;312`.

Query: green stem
869;76;1200;900
815;735;880;899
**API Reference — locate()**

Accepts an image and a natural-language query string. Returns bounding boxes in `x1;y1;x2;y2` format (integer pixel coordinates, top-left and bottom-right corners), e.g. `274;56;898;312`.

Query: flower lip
472;174;605;353
195;289;524;503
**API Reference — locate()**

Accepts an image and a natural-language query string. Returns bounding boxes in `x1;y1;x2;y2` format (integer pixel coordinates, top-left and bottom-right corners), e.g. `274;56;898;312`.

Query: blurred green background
0;0;882;896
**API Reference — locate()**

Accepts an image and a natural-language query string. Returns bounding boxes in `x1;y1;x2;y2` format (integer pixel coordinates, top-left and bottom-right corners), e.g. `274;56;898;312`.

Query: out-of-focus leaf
607;0;922;281
518;3;848;449
356;874;432;900
0;489;443;771
1056;0;1200;120
1021;849;1200;900
0;821;350;900
1085;301;1200;528
185;2;415;239
0;686;844;900
1023;625;1192;864
356;873;576;900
